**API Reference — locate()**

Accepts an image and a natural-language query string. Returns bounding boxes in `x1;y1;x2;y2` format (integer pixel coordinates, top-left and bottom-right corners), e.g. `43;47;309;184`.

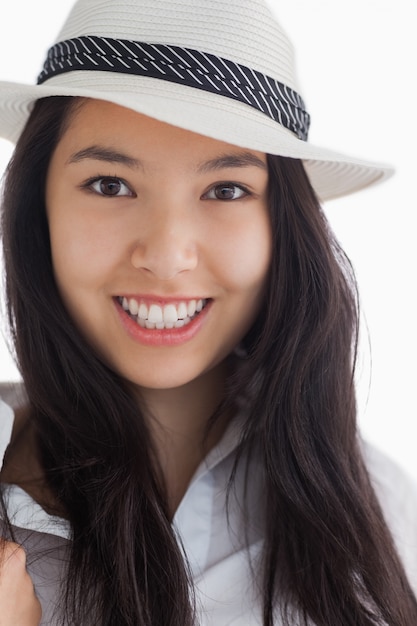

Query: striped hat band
37;35;310;142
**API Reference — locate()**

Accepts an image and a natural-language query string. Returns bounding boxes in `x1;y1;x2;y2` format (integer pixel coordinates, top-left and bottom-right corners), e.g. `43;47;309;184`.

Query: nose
130;212;198;280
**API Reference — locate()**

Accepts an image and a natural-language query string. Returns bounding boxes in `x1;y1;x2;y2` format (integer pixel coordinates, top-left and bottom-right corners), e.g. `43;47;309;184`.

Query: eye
86;177;134;197
203;183;249;201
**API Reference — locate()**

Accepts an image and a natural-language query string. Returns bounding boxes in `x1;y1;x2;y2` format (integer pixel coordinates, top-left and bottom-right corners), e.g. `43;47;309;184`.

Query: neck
136;358;234;516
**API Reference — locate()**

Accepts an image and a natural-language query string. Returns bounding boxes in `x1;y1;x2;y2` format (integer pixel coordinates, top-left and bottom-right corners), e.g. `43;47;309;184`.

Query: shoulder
0;387;16;469
362;439;417;592
0;381;27;462
0;381;26;409
362;440;417;527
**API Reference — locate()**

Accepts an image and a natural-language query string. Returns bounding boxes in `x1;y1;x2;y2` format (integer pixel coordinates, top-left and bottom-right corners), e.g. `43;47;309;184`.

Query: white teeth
187;300;196;317
121;297;208;329
177;302;188;319
163;304;178;324
175;316;192;328
148;304;163;324
138;303;148;320
129;298;139;315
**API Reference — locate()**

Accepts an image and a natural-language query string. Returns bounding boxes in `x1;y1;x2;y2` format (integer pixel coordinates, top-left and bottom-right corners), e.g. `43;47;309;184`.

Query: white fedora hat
0;0;393;201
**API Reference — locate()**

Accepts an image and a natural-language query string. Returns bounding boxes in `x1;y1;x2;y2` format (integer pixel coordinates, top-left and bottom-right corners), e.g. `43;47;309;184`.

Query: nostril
130;239;198;278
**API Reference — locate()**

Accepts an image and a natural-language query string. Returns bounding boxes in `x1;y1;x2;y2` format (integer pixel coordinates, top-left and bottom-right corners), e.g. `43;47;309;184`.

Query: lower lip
114;299;212;347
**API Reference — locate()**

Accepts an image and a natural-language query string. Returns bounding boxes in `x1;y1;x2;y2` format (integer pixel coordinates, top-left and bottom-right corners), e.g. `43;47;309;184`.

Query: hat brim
0;72;393;202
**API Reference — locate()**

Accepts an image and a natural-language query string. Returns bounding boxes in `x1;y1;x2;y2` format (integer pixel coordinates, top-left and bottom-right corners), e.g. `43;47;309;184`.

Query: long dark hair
1;97;416;625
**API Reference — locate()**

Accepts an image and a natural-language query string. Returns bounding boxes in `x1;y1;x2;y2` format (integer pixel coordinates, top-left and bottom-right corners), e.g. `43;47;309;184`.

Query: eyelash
81;176;134;197
81;176;251;201
202;182;251;201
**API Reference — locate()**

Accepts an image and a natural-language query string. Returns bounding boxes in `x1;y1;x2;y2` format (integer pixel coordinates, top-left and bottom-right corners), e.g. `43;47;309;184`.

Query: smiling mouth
117;297;209;329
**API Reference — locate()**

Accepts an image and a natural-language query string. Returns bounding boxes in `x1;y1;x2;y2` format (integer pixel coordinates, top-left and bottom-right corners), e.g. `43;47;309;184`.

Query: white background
0;1;416;477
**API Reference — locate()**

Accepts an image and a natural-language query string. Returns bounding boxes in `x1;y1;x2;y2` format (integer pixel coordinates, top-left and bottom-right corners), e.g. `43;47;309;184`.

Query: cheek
48;212;119;293
47;217;116;354
211;214;272;292
50;230;89;295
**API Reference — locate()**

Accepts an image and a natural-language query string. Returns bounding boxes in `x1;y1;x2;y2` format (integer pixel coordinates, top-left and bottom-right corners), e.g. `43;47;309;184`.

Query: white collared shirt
1;388;417;625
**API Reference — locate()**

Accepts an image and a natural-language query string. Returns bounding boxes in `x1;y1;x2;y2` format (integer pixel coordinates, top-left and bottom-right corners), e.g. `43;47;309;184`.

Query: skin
0;542;42;625
45;99;272;510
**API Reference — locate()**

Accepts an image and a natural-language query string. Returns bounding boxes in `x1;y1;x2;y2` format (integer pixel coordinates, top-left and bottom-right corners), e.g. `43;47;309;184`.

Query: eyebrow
66;145;267;173
196;152;267;173
67;146;142;169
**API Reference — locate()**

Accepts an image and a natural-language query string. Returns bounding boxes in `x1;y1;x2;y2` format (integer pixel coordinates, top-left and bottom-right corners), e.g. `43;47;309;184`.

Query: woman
0;0;416;624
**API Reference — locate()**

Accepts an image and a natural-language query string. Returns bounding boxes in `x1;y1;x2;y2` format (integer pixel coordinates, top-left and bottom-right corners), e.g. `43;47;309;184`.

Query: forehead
57;98;268;172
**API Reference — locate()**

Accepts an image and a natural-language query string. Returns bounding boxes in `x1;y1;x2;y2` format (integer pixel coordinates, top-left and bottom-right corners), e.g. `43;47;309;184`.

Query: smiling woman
45;99;271;387
0;1;417;626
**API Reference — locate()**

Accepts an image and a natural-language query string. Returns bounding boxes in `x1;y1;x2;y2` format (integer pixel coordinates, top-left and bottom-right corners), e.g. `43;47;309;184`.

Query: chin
115;366;206;392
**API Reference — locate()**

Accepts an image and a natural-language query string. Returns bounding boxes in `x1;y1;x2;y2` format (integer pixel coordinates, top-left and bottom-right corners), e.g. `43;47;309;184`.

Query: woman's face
46;99;272;390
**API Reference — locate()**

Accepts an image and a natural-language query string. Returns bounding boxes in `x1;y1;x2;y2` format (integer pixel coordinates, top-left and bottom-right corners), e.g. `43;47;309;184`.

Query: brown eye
216;185;237;199
204;183;249;201
100;178;122;195
89;177;134;197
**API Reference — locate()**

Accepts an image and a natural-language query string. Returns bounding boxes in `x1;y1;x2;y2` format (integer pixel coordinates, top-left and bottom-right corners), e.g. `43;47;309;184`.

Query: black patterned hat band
38;35;310;141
